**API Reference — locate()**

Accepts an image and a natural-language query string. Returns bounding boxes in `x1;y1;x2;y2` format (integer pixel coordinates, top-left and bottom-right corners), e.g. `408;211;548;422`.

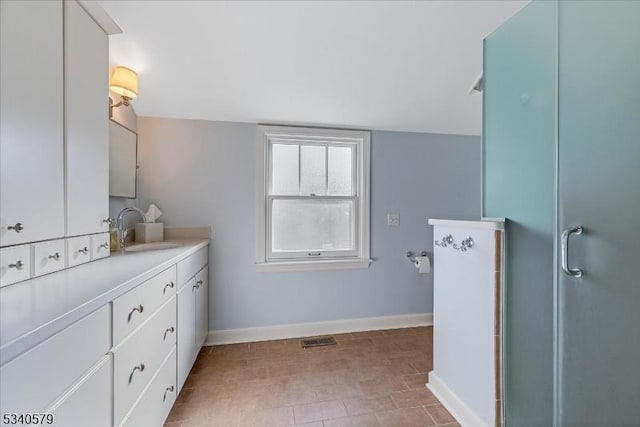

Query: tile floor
165;326;459;427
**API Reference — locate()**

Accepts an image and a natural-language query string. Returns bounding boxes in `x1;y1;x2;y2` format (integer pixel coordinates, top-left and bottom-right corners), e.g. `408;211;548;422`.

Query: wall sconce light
109;66;138;118
468;73;483;96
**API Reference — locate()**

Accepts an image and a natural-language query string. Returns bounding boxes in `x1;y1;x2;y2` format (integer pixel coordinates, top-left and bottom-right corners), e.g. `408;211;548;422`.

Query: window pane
300;145;326;195
271;199;354;252
271;144;299;195
328;146;353;195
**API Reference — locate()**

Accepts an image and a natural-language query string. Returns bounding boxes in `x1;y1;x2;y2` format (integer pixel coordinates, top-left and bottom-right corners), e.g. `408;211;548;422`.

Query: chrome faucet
117;207;147;252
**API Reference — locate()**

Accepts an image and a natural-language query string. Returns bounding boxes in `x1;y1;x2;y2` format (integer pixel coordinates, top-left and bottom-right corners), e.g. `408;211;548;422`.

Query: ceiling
101;1;528;136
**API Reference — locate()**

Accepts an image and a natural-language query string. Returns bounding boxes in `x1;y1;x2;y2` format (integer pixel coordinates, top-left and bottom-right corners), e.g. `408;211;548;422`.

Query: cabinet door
195;266;209;349
64;0;109;236
0;0;64;246
177;278;196;392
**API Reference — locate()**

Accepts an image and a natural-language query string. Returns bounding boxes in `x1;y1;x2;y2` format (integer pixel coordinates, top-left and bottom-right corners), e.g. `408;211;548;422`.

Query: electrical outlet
387;213;400;226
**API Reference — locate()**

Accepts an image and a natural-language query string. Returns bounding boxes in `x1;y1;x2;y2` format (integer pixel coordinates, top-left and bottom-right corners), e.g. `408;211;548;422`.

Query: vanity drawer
112;265;176;345
0;245;31;287
47;355;112;427
32;239;66;277
66;235;91;267
0;305;111;414
120;348;177;427
113;298;176;426
176;246;208;289
91;232;110;260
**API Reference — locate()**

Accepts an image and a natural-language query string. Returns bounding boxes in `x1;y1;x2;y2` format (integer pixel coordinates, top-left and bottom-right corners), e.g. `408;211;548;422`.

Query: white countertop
0;239;209;365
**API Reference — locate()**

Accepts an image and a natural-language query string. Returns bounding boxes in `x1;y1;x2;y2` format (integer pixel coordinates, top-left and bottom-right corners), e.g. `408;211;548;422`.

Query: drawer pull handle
99;243;109;249
78;247;89;255
48;252;61;261
128;363;145;384
127;304;144;322
163;281;175;294
163;326;175;340
8;260;24;270
8;223;23;233
163;385;175;402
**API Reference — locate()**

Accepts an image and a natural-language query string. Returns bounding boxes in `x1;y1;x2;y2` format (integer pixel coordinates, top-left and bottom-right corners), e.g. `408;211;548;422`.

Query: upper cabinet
1;0;116;249
65;0;110;236
0;0;65;246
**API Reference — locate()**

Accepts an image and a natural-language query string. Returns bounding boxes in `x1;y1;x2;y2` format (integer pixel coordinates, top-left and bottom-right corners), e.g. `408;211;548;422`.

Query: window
256;125;371;272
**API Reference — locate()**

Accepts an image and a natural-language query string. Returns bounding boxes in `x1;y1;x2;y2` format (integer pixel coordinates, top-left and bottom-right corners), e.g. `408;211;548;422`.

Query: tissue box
135;223;164;243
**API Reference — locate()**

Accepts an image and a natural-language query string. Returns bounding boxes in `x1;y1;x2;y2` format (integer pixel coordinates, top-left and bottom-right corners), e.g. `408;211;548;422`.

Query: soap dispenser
107;218;120;252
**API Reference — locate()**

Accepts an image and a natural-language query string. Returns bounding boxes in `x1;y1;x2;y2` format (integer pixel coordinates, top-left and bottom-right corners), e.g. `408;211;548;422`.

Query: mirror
109;120;137;198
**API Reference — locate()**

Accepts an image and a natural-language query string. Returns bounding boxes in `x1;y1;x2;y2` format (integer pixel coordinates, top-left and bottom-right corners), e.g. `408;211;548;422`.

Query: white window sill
255;258;372;273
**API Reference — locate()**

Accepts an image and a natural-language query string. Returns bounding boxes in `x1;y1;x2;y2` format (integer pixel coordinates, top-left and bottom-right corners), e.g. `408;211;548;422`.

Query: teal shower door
483;1;558;424
556;1;640;425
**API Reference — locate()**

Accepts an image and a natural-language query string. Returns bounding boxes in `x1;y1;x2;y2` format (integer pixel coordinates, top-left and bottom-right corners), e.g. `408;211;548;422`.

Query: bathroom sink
124;242;183;252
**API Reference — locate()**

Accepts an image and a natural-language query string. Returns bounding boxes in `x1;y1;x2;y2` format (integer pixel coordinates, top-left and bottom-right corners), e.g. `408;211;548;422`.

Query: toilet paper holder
407;251;427;263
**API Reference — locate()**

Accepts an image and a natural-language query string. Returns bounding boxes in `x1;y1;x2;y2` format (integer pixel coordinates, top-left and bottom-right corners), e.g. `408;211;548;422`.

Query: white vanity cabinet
176;248;209;392
111;267;178;424
0;241;209;427
118;246;208;425
1;0;111;259
0;0;65;247
64;0;110;237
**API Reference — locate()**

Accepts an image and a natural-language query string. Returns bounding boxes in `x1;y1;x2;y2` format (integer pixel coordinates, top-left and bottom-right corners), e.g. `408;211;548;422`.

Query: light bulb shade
109;66;138;99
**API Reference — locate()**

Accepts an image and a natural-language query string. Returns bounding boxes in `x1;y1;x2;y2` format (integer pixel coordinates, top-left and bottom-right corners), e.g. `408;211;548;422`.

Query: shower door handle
561;226;583;278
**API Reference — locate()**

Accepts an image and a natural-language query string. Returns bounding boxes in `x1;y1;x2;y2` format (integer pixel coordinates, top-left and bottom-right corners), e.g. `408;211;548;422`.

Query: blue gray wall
135;117;480;331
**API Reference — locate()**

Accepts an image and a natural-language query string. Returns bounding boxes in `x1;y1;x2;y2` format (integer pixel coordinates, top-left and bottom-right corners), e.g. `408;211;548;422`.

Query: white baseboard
427;372;488;427
205;312;433;346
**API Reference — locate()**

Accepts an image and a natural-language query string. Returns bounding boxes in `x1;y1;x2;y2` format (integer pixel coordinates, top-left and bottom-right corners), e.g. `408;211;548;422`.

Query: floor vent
301;337;337;348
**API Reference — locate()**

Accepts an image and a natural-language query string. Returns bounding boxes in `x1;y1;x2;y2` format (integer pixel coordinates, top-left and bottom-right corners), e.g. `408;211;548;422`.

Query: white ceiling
101;1;528;136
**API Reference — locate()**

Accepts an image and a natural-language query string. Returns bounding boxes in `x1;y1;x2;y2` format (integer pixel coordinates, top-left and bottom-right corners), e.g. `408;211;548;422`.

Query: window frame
256;125;371;272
